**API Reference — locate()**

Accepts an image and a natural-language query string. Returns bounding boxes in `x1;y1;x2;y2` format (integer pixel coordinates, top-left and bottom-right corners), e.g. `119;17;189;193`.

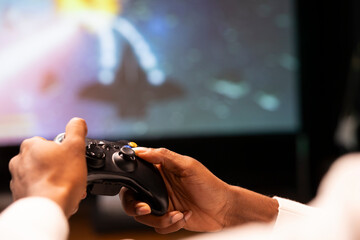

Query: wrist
27;181;82;218
223;185;279;228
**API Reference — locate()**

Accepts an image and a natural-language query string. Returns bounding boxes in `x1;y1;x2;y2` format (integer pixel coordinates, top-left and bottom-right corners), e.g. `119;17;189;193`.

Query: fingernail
171;212;184;224
133;147;147;155
136;206;151;215
81;192;87;199
184;211;192;222
71;207;79;215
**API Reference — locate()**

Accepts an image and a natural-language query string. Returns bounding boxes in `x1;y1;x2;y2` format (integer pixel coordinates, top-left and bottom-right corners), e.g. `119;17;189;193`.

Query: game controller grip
54;133;169;216
87;164;169;216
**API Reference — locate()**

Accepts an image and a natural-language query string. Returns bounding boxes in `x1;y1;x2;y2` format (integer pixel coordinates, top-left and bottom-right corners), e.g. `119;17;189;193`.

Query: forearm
223;185;279;227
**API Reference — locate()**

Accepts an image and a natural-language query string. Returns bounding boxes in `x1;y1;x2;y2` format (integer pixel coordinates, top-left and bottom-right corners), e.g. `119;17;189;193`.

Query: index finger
63;117;87;147
134;147;196;174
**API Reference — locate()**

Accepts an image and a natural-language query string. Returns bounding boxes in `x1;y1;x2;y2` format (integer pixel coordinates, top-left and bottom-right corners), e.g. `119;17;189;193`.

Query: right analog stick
112;146;137;172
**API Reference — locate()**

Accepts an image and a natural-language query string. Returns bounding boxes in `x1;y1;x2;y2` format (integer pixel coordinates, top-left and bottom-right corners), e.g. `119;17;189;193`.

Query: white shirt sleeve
181;197;319;240
182;155;360;240
0;197;69;240
272;196;317;229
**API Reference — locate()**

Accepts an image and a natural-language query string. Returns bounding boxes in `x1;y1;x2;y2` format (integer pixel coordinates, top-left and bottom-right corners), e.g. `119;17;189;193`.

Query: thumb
63;117;88;148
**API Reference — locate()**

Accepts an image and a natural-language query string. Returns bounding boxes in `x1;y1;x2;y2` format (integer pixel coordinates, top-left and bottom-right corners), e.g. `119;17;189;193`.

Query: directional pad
86;143;106;168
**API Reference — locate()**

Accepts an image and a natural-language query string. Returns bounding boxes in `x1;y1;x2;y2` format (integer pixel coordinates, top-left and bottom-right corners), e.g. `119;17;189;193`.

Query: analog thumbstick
86;143;106;169
112;146;137;172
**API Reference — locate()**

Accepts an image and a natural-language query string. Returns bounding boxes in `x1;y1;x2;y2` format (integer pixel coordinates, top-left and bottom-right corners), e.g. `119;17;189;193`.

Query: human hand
8;117;88;218
120;148;279;234
120;147;233;234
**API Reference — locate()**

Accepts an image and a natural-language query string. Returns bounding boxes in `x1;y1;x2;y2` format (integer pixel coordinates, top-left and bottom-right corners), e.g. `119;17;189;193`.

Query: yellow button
129;142;138;148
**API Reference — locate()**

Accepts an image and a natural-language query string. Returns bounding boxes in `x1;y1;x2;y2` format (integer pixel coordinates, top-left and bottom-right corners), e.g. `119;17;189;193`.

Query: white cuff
273;196;317;229
0;197;69;240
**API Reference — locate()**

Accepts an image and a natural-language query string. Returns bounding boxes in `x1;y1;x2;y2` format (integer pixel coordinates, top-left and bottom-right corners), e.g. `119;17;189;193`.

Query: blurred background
0;0;359;239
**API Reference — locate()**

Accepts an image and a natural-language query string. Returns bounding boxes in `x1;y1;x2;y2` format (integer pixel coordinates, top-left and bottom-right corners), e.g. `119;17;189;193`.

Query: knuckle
19;139;31;151
156;148;180;160
8;155;19;174
180;156;201;176
9;180;15;194
184;156;199;168
8;159;14;172
20;137;42;152
156;147;171;155
28;136;44;143
8;163;14;175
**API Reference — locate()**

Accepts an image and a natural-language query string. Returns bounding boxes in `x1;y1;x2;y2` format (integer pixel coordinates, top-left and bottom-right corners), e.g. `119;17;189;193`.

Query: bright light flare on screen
0;19;78;86
0;0;165;88
55;0;165;86
56;0;120;15
56;0;119;32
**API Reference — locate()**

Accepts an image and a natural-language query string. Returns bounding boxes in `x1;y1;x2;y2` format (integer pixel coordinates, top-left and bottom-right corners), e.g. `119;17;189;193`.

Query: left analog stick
86;143;106;169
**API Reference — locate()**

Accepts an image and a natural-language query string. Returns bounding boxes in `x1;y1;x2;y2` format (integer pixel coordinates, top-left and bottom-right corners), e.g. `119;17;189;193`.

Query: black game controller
54;133;169;216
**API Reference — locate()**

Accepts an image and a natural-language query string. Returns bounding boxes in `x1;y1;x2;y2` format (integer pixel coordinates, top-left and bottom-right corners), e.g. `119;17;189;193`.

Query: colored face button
128;142;138;148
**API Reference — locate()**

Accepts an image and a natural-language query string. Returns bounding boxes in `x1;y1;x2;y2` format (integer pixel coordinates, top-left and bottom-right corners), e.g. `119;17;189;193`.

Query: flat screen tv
0;0;299;145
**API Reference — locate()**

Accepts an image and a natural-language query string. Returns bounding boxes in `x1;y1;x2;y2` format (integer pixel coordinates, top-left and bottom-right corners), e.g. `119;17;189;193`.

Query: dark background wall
298;0;359;199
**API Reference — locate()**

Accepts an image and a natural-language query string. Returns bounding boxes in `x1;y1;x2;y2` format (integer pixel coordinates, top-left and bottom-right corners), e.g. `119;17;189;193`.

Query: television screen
0;0;299;145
